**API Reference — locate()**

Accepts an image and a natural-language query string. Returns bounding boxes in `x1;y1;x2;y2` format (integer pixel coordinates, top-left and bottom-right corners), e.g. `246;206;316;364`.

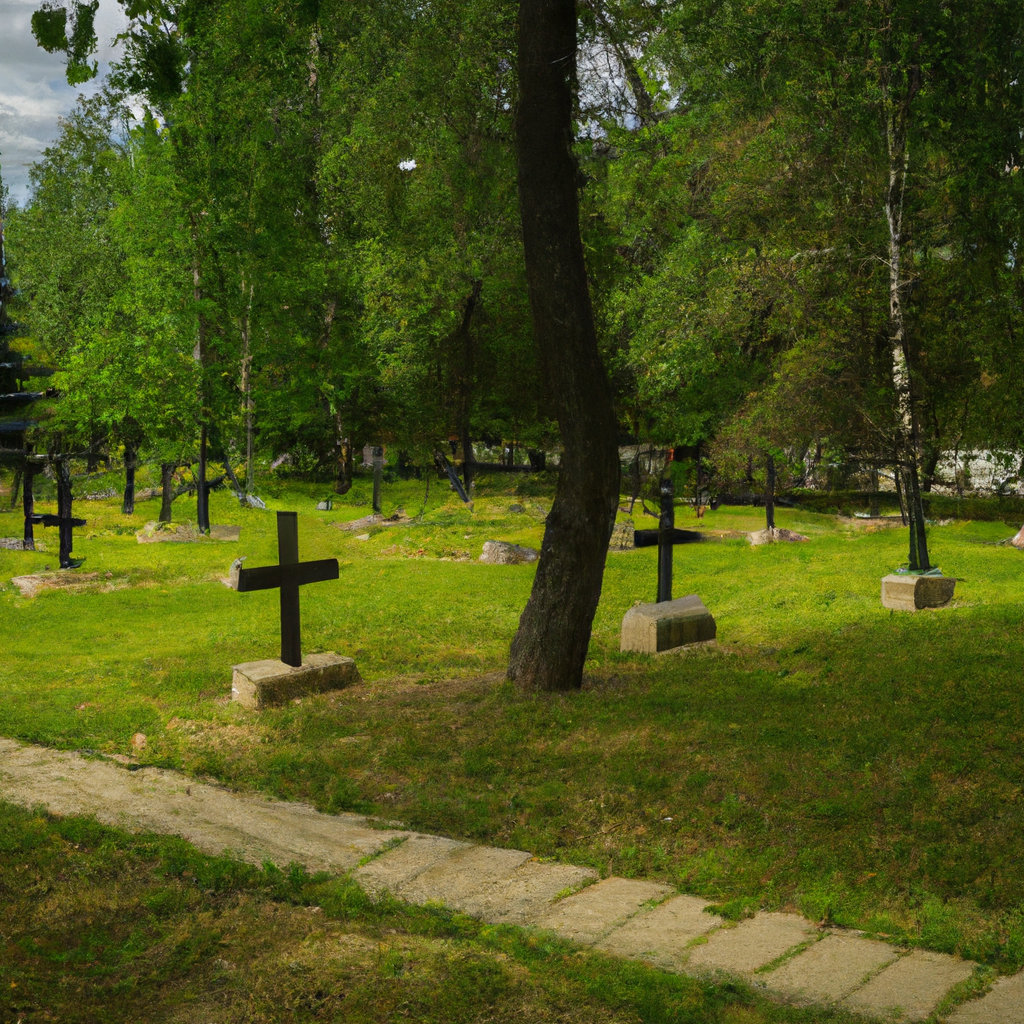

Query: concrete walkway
0;738;1014;1022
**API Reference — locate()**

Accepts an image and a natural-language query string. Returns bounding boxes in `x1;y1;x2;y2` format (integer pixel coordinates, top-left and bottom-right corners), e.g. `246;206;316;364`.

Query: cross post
236;511;339;667
29;458;86;567
633;478;703;603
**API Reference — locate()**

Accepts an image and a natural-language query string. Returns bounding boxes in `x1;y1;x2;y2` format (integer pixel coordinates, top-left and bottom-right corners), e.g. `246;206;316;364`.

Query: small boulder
244;494;267;509
316;499;333;511
509;503;526;514
479;540;539;565
131;732;147;751
1012;525;1024;549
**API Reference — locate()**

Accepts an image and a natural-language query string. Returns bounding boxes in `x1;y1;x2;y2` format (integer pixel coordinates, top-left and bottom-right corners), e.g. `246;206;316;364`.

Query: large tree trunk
240;283;255;496
22;462;35;550
507;0;620;693
765;454;776;531
334;416;353;496
457;279;482;491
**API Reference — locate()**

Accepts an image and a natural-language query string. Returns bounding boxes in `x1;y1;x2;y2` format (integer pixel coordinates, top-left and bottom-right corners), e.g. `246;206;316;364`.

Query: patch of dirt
10;571;131;598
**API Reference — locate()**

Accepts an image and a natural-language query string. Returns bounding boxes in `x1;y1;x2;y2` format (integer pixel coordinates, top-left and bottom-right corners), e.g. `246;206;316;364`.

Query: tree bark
457;279;482;491
507;0;620;692
159;462;175;522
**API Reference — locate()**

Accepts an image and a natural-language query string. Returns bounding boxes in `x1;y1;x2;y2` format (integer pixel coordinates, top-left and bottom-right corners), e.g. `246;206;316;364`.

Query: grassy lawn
3;469;1024;977
2;802;842;1024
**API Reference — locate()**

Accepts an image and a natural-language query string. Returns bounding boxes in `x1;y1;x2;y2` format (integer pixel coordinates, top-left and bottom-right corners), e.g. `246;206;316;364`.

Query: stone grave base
0;538;32;550
880;573;956;612
137;521;240;543
231;652;360;708
621;594;716;654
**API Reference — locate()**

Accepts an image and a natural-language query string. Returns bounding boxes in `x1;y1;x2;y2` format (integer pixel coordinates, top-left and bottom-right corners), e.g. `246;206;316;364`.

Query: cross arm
30;513;86;528
633;528;703;548
236;558;340;592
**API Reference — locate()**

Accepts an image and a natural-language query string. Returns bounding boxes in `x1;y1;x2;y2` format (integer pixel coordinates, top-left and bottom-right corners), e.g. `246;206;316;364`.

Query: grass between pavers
0;801;860;1024
2;473;1024;974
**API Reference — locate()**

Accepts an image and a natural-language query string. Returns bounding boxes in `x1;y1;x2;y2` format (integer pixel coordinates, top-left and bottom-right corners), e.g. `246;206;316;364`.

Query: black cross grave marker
633;479;703;602
235;511;339;667
29;459;86;568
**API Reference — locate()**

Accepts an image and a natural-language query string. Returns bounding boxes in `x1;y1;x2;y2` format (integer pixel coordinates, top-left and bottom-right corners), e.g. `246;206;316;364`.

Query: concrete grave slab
764;932;898;1004
842;950;975;1021
947;970;1024;1024
685;913;816;976
397;845;532;909
461;860;598;926
621;594;716;654
533;876;674;946
881;573;956;611
231;652;360;708
209;524;241;541
596;894;723;970
355;834;469;895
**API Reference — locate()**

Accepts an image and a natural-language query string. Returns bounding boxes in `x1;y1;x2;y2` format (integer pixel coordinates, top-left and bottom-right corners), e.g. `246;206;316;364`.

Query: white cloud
0;0;128;203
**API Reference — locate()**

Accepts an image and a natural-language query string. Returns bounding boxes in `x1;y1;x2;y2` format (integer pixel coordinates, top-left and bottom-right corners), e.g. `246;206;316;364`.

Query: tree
507;0;621;692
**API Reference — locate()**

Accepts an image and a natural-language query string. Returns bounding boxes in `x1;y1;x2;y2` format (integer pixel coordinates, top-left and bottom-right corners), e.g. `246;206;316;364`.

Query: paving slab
0;738;403;872
533;876;675;946
764;932;898;1004
843;950;975;1021
685;913;817;976
947;971;1024;1024
397;845;532;909
355;833;468;895
595;894;723;970
461;859;598;925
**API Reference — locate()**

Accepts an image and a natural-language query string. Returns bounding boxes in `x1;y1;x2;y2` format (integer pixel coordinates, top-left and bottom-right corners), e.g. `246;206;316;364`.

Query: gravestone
621;478;715;653
231;511;359;707
881;573;956;611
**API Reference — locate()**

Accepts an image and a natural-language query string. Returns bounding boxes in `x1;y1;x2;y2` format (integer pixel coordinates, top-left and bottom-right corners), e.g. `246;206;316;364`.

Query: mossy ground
2;467;1024;996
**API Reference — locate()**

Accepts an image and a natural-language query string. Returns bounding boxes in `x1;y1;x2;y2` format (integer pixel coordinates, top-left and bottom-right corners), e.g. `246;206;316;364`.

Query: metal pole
657;478;674;603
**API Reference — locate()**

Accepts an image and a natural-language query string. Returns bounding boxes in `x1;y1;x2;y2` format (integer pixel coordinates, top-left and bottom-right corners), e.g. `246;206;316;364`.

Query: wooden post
57;459;73;569
657;478;674;603
372;446;384;513
22;459;35;550
197;424;210;533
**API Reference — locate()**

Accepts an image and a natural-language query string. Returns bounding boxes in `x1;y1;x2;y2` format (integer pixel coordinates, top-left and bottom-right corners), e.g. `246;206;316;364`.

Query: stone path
0;737;1015;1022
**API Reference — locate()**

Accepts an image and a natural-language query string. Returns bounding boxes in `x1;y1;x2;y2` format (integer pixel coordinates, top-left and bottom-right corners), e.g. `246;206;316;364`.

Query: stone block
479;540;539;565
621;595;716;654
397;845;532;910
532;876;675;946
947;970;1024;1024
881;573;956;611
231;652;360;708
462;860;598;926
356;834;468;895
684;912;816;976
596;894;722;970
764;932;898;1004
842;950;975;1022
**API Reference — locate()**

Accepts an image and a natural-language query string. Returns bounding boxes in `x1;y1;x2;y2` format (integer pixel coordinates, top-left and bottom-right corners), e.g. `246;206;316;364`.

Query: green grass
3;470;1024;976
0;801;855;1023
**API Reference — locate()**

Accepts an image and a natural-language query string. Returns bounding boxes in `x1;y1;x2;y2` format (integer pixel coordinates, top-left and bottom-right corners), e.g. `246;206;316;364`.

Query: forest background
3;0;1024;543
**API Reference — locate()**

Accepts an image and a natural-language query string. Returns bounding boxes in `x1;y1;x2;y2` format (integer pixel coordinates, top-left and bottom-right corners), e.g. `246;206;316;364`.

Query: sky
0;0;128;205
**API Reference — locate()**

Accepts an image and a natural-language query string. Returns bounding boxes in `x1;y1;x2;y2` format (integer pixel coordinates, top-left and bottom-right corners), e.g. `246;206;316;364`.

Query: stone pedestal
231;652;360;708
621;595;716;654
880;573;956;612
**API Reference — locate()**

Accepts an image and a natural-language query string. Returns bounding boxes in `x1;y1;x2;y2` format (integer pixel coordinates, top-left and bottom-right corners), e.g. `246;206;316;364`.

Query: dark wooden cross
29;459;85;568
633;479;702;602
236;511;339;667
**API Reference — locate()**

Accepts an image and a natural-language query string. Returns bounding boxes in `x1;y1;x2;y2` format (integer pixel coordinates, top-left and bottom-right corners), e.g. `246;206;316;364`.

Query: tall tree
507;0;620;692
